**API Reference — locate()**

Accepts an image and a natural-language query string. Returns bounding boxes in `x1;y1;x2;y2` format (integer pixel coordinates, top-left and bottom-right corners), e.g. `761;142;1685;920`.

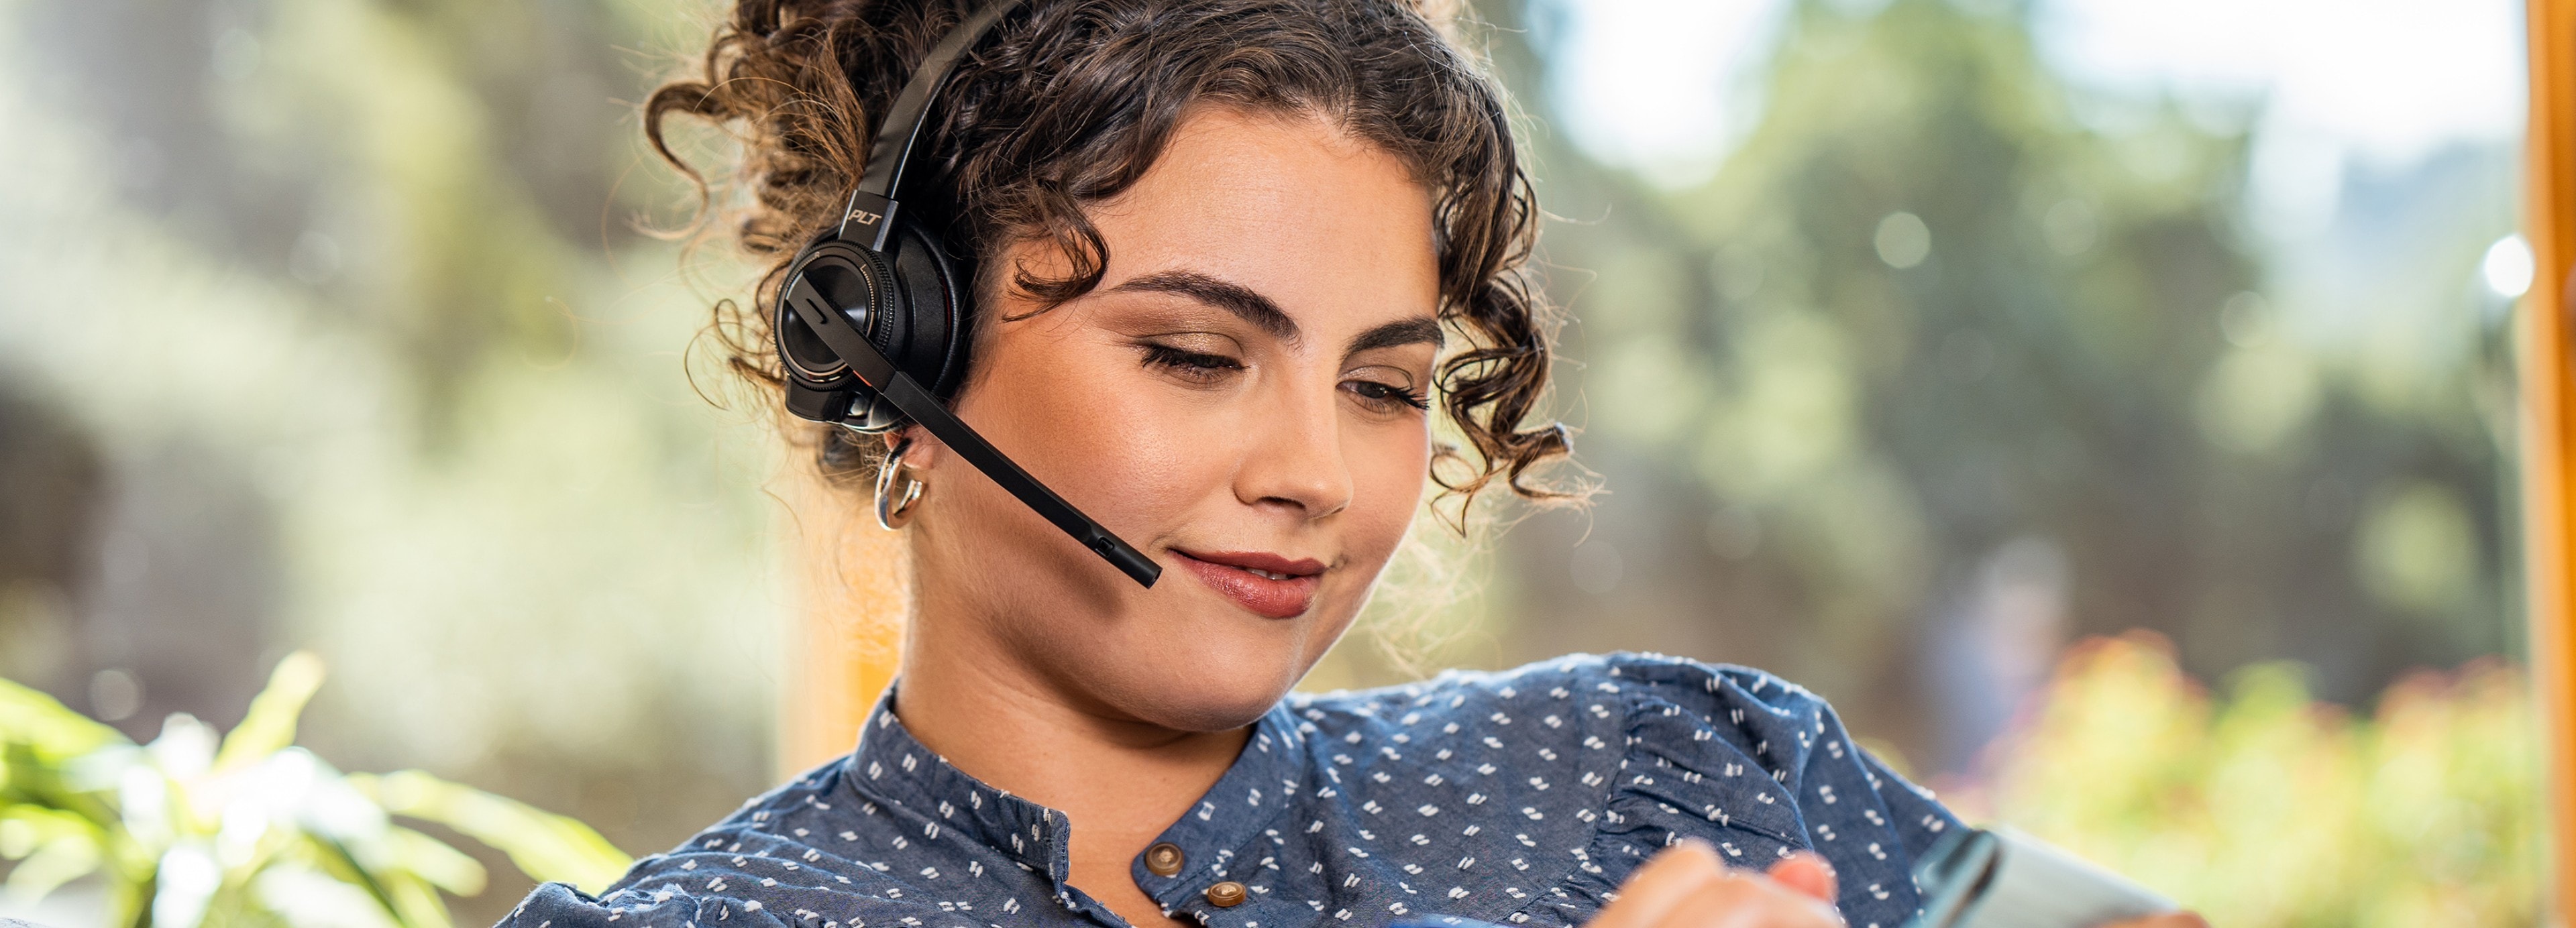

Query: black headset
771;0;1161;587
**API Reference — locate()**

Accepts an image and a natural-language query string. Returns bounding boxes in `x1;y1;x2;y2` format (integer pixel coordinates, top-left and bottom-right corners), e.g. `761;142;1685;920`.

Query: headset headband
837;0;1029;249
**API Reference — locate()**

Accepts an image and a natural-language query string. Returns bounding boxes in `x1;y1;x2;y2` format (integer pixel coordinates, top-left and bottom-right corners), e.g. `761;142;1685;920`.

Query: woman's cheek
1076;366;1242;526
1341;416;1433;569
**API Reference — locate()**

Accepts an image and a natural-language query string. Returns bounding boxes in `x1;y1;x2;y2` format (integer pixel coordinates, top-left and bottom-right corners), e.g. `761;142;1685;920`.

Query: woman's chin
1106;656;1309;732
1145;697;1281;733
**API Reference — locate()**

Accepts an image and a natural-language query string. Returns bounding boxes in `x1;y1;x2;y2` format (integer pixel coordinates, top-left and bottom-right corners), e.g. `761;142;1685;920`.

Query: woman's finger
1586;842;1731;928
2100;914;2209;928
1658;869;1844;928
1762;852;1837;905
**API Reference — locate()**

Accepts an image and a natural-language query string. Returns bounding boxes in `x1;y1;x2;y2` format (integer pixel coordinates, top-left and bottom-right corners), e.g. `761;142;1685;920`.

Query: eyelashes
1136;341;1428;414
1350;380;1432;412
1140;343;1242;381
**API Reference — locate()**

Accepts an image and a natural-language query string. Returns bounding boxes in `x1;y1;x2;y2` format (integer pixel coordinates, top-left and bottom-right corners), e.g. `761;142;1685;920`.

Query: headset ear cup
839;241;907;431
830;227;966;431
888;223;969;398
774;240;887;426
771;227;967;431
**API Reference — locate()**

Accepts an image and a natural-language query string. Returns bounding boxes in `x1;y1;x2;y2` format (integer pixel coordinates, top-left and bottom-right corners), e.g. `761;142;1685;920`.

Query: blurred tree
1479;0;2515;769
0;1;775;923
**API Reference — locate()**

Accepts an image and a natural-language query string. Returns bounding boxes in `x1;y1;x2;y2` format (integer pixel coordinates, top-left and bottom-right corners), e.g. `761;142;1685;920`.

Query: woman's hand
1584;841;1844;928
1586;842;2210;928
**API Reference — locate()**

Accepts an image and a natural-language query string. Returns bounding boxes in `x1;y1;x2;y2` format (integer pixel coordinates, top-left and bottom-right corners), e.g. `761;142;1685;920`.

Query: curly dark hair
645;0;1572;513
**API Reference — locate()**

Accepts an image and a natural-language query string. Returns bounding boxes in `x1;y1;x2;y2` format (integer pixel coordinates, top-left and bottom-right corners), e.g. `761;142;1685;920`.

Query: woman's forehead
1079;107;1443;337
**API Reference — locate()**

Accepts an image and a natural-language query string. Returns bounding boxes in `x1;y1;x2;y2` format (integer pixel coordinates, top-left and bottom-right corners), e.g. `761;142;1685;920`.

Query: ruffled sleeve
1545;654;1963;928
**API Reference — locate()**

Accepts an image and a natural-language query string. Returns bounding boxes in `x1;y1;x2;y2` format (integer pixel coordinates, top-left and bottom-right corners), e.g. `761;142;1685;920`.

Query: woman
502;1;2200;927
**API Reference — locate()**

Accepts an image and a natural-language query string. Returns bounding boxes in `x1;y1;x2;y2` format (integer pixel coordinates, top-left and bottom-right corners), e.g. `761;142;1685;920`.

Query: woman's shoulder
1287;651;1833;730
496;761;985;928
1279;651;1892;831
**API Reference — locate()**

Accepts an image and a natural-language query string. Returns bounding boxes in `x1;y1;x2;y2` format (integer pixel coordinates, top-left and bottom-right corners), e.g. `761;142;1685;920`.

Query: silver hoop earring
874;436;924;530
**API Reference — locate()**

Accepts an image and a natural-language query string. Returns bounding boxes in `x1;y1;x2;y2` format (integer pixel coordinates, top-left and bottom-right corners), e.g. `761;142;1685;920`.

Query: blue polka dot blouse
499;653;1960;928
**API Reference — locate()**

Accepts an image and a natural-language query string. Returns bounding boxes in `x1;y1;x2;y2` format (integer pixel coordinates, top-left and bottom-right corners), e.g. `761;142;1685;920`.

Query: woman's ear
885;425;947;471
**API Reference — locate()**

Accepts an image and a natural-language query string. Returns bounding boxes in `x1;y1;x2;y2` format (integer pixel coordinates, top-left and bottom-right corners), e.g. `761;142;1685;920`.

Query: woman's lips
1172;550;1324;619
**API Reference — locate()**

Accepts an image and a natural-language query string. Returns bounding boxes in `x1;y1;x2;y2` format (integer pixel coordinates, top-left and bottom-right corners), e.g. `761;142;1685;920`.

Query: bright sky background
1548;0;2528;192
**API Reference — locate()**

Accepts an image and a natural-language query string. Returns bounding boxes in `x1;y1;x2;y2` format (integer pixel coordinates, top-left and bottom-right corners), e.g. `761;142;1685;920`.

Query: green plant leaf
0;675;127;763
381;825;487;896
1;827;100;903
252;864;403;928
0;806;107;861
213;652;327;773
380;868;456;928
350;770;631;894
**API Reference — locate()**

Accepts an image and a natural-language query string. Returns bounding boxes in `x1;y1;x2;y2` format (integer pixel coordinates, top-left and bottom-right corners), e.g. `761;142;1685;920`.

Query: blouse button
1204;881;1247;908
1144;843;1185;876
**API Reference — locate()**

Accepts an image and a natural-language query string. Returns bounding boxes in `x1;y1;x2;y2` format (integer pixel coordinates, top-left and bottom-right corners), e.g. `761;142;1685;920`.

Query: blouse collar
837;685;1311;903
1128;704;1311;893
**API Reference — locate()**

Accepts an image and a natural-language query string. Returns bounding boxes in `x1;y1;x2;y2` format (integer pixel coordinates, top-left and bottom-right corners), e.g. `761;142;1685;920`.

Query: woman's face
900;106;1441;730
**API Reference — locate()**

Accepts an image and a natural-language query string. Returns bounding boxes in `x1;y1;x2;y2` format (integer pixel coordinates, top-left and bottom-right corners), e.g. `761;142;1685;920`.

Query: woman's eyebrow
1348;317;1444;355
1103;270;1299;343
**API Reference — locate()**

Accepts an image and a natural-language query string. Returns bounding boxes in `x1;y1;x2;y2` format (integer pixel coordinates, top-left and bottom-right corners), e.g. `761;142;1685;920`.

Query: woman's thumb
1764;851;1837;905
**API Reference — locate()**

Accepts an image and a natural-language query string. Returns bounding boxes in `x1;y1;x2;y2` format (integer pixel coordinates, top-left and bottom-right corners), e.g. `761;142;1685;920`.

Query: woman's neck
891;611;1248;927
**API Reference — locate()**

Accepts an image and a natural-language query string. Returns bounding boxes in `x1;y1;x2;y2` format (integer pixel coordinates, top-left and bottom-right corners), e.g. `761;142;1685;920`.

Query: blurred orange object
778;469;908;776
2520;0;2576;918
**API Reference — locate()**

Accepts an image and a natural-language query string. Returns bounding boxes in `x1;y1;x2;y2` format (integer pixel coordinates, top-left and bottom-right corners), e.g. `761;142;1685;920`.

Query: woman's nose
1235;381;1354;520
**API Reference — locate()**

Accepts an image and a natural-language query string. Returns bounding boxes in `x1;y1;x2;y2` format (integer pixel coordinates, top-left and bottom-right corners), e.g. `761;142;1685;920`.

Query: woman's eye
1346;378;1431;413
1140;343;1243;384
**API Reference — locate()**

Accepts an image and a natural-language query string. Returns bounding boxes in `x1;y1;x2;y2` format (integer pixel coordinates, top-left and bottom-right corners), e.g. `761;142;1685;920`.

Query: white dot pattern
496;653;1955;928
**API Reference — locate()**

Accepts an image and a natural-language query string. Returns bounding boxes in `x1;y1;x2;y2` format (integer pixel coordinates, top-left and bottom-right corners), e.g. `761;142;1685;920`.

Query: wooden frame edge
2525;0;2576;916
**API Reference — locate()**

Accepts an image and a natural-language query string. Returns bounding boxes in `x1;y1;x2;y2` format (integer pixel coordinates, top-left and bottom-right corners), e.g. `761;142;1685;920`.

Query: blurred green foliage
1963;633;2542;926
0;2;775;917
1455;0;2519;767
1;652;630;928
